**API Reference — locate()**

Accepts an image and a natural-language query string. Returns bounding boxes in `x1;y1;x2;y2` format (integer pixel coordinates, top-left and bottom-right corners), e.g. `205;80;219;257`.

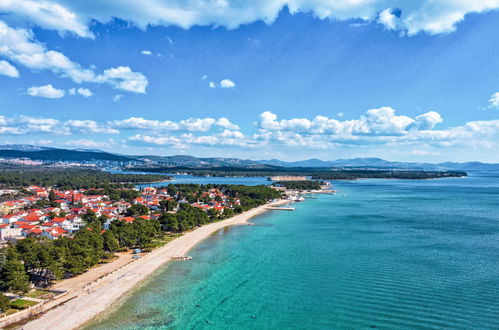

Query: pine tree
0;294;9;313
0;248;30;293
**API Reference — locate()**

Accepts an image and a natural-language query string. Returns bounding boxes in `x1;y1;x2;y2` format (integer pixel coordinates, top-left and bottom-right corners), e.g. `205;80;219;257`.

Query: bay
89;172;499;329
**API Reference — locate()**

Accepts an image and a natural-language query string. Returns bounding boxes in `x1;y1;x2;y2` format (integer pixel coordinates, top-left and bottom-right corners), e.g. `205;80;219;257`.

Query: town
0;185;249;243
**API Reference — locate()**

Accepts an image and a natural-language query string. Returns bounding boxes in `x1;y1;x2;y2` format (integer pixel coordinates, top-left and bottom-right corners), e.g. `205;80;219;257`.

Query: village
0;185;241;245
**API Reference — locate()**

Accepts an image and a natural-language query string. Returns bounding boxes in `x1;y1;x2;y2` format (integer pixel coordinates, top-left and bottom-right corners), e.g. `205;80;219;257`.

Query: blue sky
1;1;499;162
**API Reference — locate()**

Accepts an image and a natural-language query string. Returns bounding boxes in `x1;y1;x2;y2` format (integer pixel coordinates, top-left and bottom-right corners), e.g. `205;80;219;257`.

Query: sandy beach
21;200;289;330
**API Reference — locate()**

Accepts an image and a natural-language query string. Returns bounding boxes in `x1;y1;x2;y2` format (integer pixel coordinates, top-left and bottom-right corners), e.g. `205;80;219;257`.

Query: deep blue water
137;174;269;188
107;169;269;188
89;172;499;329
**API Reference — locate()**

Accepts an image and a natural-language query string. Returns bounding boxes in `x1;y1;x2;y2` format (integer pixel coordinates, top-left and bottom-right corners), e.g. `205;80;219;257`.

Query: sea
88;171;499;329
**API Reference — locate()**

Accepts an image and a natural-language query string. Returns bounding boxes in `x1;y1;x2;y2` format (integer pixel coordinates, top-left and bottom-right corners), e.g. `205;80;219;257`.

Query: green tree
48;189;56;202
103;231;119;252
0;294;9;313
126;204;149;217
0;248;30;293
82;210;97;223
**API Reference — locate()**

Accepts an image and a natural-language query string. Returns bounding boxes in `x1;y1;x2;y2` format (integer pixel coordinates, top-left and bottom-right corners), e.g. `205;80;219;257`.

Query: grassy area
10;299;38;310
25;290;52;300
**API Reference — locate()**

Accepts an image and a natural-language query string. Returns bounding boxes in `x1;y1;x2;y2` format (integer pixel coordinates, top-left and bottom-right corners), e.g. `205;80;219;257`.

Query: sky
1;1;499;163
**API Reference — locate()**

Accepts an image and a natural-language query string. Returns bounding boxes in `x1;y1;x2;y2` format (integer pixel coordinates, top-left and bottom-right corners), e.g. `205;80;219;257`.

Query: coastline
21;199;290;330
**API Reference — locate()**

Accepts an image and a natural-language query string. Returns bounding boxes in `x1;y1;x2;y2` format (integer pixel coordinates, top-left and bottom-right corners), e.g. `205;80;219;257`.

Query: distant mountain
132;155;261;167
0;147;135;162
257;157;499;171
0;144;55;152
0;145;498;171
72;148;107;153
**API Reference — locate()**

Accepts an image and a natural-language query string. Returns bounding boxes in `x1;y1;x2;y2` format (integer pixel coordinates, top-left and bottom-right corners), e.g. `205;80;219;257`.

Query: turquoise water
89;172;499;329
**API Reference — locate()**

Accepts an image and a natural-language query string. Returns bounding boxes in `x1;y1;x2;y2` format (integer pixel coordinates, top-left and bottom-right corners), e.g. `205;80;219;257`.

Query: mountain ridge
0;144;498;171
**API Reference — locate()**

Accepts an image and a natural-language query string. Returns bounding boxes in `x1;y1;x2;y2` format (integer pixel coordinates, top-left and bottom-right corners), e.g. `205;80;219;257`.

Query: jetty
171;256;193;261
264;206;295;211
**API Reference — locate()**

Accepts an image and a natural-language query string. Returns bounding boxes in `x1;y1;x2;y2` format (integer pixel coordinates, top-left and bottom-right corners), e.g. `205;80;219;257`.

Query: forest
129;166;467;180
0;170;170;189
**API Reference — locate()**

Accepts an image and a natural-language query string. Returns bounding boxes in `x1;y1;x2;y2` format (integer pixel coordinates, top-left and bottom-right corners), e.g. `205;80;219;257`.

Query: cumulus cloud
413;111;443;130
258;107;443;137
1;107;499;157
141;50;152;55
0;20;148;93
0;0;93;38
68;87;93;97
0;115;118;135
66;120;118;134
14;0;498;36
111;116;239;132
0;60;19;77
209;79;236;88
220;79;236;88
489;92;499;109
26;84;65;98
130;129;252;148
94;66;148;93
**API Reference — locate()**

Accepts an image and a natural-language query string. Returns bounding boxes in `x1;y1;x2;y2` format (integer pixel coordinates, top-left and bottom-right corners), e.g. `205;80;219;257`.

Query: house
42;227;67;239
116;202;131;214
121;217;135;223
2;214;20;224
0;226;22;240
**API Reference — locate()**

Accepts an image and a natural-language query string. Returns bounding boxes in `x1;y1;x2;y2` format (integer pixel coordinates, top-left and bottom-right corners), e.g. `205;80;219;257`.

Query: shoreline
21;199;290;330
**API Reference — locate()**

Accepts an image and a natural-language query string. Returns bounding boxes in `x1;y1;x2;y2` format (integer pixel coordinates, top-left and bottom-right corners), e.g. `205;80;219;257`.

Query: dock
171;256;192;261
264;207;295;211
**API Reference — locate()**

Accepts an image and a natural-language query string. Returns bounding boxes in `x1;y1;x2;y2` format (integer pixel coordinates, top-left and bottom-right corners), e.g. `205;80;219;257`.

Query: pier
171;256;193;261
264;207;295;211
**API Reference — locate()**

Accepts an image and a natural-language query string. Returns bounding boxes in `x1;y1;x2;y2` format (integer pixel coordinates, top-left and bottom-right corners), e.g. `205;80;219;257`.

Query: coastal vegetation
0;184;280;294
128;166;467;180
0;170;171;189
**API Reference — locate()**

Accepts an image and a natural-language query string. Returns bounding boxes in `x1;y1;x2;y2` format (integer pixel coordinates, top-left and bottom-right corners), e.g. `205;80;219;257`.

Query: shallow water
89;172;499;329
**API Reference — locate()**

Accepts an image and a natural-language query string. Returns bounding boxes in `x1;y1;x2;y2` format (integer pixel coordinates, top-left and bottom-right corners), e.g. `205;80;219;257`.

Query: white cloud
76;87;92;97
378;8;402;31
141;50;152;55
26;84;65;98
112;116;239;132
0;115;119;135
0;60;19;77
220;79;236;88
201;74;208;80
413;111;443;130
95;66;148;93
69;87;92;97
0;20;148;93
0;0;93;38
66;120;118;134
489;92;499;108
113;94;123;102
216;117;240;130
32;0;499;36
209;79;236;88
258;107;442;137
